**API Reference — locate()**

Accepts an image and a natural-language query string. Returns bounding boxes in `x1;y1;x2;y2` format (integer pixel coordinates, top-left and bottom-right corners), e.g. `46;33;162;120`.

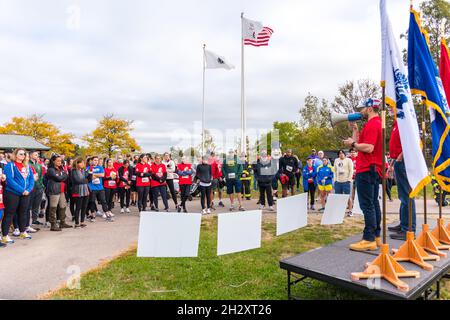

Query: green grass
51;216;370;300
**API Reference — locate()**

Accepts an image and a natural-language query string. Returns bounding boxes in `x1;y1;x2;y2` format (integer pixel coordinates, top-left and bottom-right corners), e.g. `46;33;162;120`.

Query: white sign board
353;185;383;215
137;212;202;257
321;194;350;225
217;210;262;256
276;193;308;236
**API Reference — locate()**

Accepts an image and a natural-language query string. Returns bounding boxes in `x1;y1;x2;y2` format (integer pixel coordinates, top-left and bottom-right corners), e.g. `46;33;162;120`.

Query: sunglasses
17;153;25;156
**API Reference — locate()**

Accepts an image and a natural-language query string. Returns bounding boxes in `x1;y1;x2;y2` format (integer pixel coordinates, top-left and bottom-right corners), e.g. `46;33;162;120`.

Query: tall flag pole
202;44;206;156
380;0;437;271
202;46;235;156
241;12;246;154
434;20;450;243
408;5;450;254
240;15;274;154
350;0;422;292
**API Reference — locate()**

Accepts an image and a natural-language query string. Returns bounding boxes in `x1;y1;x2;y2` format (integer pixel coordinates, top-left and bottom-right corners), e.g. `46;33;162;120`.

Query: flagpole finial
241;12;244;18
203;44;206;49
410;0;413;9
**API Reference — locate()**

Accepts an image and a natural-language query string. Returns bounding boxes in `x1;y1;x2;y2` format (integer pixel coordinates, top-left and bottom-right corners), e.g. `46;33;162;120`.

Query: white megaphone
330;112;363;127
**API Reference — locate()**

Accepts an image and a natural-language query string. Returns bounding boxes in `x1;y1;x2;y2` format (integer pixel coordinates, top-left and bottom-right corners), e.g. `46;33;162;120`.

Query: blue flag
408;9;450;192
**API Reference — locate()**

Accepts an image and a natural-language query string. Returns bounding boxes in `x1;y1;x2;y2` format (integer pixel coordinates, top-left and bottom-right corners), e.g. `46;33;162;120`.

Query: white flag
242;17;264;41
380;0;431;197
204;50;235;70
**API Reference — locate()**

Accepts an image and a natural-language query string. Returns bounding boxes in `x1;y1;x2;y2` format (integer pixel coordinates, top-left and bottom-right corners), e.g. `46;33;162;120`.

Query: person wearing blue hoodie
1;149;35;244
302;157;317;210
316;157;334;211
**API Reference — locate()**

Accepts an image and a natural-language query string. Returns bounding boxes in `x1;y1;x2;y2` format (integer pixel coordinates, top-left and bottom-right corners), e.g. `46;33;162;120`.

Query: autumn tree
420;0;450;65
83;114;141;158
0;114;76;157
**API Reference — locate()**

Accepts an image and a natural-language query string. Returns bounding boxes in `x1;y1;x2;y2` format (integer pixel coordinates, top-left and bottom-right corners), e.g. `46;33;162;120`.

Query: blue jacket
317;164;334;186
302;165;317;191
4;162;35;196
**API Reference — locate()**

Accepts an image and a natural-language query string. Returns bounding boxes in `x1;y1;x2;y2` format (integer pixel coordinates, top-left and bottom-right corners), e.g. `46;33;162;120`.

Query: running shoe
20;232;32;240
2;235;14;244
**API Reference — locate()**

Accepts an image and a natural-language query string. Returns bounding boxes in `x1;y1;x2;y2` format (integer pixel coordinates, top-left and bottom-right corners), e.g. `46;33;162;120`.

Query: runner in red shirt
209;152;224;208
344;98;382;251
134;155;152;212
104;159;118;213
151;155;169;211
177;156;193;213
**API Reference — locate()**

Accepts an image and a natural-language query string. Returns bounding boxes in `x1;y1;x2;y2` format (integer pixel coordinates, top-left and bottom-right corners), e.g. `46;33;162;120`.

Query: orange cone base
416;224;449;257
392;232;437;271
431;219;450;245
351;244;420;293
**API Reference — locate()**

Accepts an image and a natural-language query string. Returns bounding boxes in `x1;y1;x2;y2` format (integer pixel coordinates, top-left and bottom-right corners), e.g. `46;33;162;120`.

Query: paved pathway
0;195;449;300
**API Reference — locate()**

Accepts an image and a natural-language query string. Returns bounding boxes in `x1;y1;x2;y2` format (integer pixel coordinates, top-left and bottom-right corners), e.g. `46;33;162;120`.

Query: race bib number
108;181;116;187
286;165;293;172
142;177;149;183
182;175;189;179
228;173;236;179
131;175;136;181
92;178;101;185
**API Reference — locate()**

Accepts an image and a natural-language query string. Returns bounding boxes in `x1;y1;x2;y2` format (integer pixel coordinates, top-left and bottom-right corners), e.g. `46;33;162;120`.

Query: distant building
0;134;50;151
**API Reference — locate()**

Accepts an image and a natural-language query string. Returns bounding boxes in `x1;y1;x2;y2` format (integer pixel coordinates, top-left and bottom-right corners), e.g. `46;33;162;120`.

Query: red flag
439;38;450;102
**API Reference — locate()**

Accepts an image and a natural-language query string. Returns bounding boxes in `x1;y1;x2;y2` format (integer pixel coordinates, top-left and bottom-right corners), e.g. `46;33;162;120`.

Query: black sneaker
32;220;43;226
388;224;402;232
390;230;408;241
218;201;225;207
0;242;6;248
177;206;181;213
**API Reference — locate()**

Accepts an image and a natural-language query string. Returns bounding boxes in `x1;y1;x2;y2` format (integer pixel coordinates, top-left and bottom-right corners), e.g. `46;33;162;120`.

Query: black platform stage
279;219;450;300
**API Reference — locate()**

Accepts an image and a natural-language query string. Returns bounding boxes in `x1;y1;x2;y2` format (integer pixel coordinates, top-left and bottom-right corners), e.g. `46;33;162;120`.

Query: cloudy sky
0;0;419;153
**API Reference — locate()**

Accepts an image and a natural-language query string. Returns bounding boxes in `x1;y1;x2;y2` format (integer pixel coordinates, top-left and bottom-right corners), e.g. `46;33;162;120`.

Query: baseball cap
357;98;381;110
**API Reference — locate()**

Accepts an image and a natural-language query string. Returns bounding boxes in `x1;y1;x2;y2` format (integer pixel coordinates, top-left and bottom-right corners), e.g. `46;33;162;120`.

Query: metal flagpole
202;44;206;156
241;12;246;154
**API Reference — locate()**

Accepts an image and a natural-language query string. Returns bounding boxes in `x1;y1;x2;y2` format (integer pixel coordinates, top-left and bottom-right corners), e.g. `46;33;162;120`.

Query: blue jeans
356;170;381;241
394;160;416;232
335;181;351;194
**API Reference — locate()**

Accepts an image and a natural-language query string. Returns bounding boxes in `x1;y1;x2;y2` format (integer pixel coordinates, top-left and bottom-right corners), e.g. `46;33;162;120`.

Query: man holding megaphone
343;98;383;252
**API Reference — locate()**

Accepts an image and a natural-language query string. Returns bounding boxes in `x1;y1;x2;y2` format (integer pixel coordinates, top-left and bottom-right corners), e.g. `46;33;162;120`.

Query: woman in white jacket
162;152;179;211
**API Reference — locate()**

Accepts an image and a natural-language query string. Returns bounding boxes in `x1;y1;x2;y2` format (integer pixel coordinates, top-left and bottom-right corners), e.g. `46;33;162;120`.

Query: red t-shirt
356;116;382;176
104;167;118;189
151;163;167;187
134;163;152;187
389;121;402;160
15;161;24;174
0;183;4;210
177;163;193;185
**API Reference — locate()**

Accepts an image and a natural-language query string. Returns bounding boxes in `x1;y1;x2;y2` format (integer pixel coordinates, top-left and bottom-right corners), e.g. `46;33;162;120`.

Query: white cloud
0;0;418;152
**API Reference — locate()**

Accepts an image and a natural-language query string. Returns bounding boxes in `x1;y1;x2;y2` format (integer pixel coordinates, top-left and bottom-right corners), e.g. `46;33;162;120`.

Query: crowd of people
0;139;385;248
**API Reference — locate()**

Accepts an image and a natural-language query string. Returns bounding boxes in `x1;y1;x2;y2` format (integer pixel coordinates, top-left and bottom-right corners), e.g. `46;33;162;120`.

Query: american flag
244;27;274;47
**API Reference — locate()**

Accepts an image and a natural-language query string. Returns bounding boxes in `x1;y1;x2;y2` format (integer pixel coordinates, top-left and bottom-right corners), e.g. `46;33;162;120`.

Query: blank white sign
353;185;383;215
353;187;363;215
137;212;202;257
217;210;262;256
276;193;308;236
321;194;350;225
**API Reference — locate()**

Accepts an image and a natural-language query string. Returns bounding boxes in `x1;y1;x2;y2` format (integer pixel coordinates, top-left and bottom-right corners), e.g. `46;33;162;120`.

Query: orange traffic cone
351;244;420;292
416;224;449;257
431;218;450;245
392;231;439;271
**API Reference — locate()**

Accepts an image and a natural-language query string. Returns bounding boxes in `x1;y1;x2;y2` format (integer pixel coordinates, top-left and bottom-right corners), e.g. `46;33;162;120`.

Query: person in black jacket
70;158;90;227
47;155;71;231
255;150;277;211
278;149;299;198
195;156;213;214
118;160;133;213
